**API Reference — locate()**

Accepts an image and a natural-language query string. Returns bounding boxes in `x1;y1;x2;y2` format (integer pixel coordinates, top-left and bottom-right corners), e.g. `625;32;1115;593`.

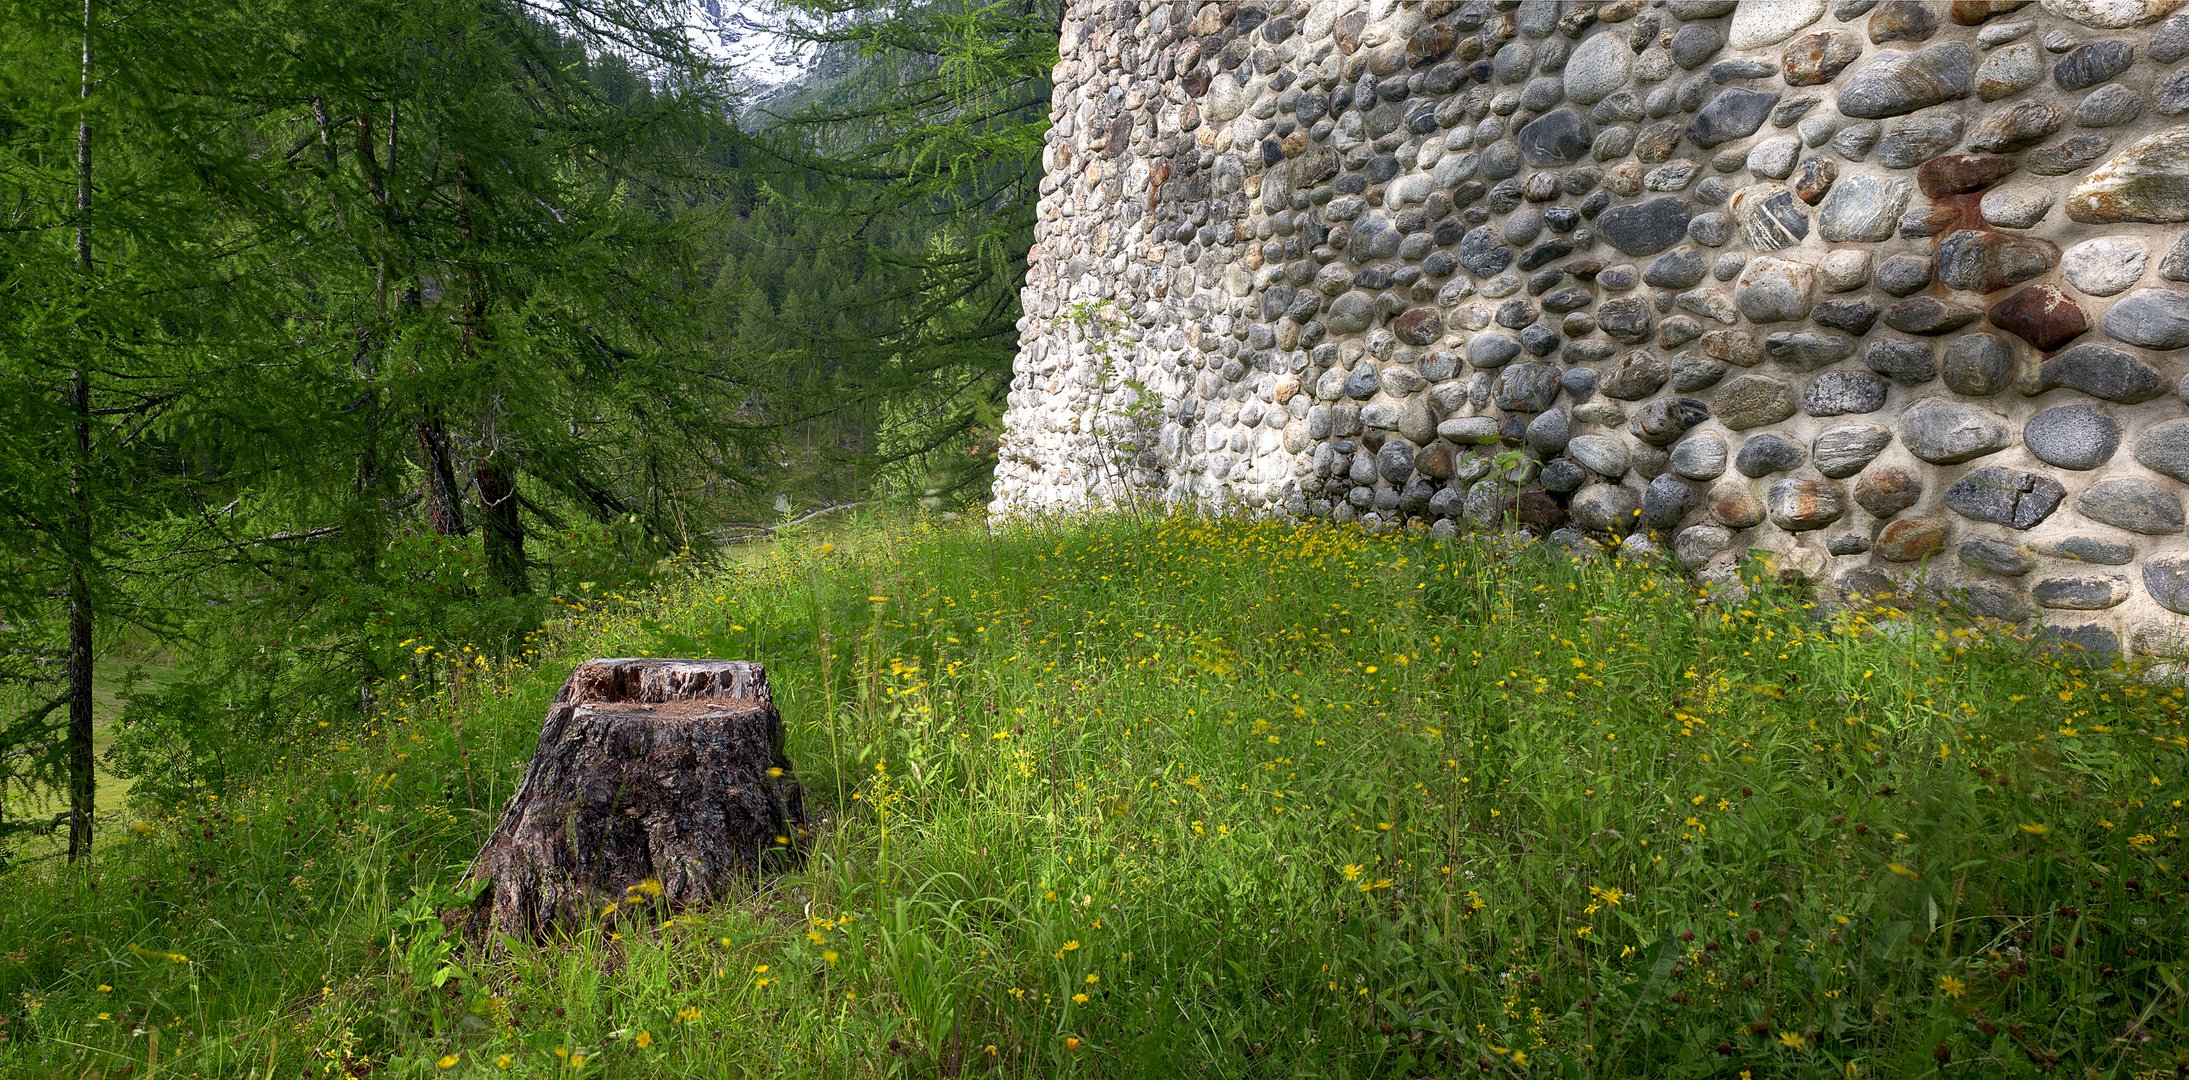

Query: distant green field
5;653;170;864
2;514;2184;1078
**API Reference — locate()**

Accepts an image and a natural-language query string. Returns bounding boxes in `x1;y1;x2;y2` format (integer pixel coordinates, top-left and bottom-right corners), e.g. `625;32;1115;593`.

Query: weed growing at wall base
1;513;2184;1077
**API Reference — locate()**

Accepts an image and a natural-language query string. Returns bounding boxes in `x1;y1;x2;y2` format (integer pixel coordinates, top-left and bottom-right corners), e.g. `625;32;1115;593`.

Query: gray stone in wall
1376;441;1418;485
1878;115;1965;169
1602;351;1670;400
2035;575;2131;609
1819;250;1873;292
1675;524;1734;568
2054;41;2137;93
1469;333;1523;369
1567;435;1630;478
1571;483;1642;534
1817;175;1913;242
2077;477;2186;534
1875;253;1934;296
1881;296;1984;335
1903;399;2012;463
1804;371;1889;416
1645;249;1707;290
1568;33;1633;105
1952;580;2035;622
1631;398;1711;445
1689;88;1780;148
1980;187;2055;229
2041;535;2139;565
2038;344;2168;402
1827;530;1873;556
2061;237;2148;296
2102;288;2189;349
1672;355;1729;392
2029;134;2118;178
2076;84;2144;128
1837;42;1976;118
2025;404;2120;470
1968;101;2067;153
1596;197;1695;256
2145;556;2189;615
1864;339;1937;383
1643;475;1702;529
1526;408;1573;456
1769;331;1857;370
1813;423;1893;478
1715;374;1799;429
1946;467;2069;529
1670;431;1729;480
2162;233;2189;282
1734;257;1817;323
1326;294;1375;335
1737;434;1806;477
1540;458;1588;494
2136;419;2189;482
1519;110;1593;168
1978;42;2044;101
2157;9;2189;60
1731;1;1826;49
1961;538;2037;576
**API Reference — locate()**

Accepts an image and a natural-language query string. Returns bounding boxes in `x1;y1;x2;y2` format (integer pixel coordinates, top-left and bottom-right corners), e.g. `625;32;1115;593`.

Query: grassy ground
1;513;2185;1078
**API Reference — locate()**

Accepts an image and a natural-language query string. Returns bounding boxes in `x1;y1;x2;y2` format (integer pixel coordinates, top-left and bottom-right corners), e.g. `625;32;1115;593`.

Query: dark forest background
0;0;1059;862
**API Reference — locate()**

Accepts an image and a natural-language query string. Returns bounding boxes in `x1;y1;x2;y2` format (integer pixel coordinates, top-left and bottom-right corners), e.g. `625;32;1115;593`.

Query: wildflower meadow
2;514;2185;1077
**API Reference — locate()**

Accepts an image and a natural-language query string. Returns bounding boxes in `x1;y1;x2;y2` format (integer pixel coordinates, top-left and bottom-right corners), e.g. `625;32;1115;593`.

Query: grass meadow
2;514;2185;1078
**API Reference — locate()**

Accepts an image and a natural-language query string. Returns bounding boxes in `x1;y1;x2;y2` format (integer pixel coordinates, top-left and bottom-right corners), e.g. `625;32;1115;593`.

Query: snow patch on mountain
688;0;819;89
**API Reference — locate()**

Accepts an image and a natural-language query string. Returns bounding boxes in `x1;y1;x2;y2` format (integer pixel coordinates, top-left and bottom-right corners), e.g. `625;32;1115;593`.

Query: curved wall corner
994;0;2189;655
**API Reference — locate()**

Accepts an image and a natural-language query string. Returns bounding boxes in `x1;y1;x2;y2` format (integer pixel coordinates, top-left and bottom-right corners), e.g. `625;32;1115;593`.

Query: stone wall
992;0;2189;653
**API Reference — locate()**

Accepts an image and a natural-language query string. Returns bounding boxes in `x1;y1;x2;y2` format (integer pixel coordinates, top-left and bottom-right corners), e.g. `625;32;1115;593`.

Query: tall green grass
2;514;2184;1078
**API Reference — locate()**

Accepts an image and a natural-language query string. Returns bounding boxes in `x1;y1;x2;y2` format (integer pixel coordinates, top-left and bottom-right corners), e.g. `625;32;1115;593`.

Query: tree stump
464;658;806;939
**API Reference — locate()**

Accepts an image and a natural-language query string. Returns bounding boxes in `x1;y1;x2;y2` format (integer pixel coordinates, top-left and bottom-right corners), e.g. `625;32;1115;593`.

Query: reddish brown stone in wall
1783;30;1864;86
1794;155;1839;205
1916;154;2018;197
1988;284;2089;352
1856;466;1923;518
1947;1;2032;25
1510;489;1564;533
1875;517;1949;562
1394;307;1444;346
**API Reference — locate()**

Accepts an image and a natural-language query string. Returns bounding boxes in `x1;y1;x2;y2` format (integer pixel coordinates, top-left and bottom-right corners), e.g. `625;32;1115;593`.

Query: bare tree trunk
452;154;526;592
343;100;401;507
475;454;527;594
356;107;468;538
66;0;95;863
416;412;468;535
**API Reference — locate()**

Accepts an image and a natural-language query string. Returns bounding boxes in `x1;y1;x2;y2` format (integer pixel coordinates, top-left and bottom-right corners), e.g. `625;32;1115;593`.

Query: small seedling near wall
1059;301;1157;523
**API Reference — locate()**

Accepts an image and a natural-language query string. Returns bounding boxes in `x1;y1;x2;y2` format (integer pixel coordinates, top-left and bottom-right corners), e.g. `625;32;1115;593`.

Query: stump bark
465;658;805;939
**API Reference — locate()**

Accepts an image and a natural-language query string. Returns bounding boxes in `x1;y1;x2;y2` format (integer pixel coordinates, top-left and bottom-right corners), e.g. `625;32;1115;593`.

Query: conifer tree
0;0;767;854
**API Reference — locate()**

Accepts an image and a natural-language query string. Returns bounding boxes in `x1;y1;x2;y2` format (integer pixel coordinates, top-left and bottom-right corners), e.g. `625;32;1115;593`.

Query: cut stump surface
465;658;805;939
